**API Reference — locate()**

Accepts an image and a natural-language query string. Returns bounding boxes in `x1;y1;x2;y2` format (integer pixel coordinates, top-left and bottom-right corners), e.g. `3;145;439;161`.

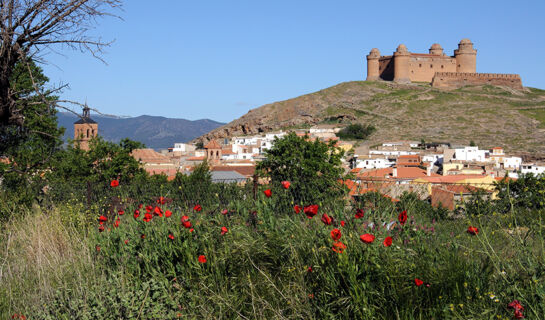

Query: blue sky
42;0;545;122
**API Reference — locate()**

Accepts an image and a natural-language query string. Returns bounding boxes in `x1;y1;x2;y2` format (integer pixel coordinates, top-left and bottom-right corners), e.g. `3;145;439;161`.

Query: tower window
430;64;433;68
419;64;422;67
441;65;444;69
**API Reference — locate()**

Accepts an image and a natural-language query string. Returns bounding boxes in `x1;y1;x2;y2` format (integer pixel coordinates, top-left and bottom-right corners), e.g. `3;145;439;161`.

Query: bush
336;124;376;140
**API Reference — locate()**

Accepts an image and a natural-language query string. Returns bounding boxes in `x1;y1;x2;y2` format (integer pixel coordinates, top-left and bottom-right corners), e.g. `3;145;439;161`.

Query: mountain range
57;113;224;150
196;81;545;154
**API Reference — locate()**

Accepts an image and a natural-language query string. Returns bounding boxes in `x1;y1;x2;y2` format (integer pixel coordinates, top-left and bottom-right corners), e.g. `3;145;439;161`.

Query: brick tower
454;38;477;73
73;105;98;151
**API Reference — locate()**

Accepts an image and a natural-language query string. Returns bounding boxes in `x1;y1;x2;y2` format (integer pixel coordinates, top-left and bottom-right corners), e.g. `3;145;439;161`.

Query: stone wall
378;56;394;81
408;55;457;82
432;72;523;89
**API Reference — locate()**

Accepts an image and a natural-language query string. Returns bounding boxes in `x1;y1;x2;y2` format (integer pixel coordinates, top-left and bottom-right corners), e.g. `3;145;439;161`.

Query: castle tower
429;43;444;55
454;38;477;73
73;105;98;151
393;44;410;83
204;140;222;164
366;48;381;81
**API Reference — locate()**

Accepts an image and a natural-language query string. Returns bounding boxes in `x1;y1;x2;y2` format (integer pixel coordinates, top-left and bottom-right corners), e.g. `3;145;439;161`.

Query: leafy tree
257;132;345;205
336;123;376;140
469;140;476;147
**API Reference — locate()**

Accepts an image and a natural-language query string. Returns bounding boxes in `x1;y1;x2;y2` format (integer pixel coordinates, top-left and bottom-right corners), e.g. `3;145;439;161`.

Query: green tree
336;123;376;140
257;132;345;205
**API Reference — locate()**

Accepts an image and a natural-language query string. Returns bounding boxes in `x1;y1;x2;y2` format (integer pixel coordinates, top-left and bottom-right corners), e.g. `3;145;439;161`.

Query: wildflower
110;179;119;187
340;220;345;227
154;206;163;217
124;239;129;244
198;255;207;263
308;293;314;299
165;210;172;218
398;210;408;225
383;236;393;247
514;310;524;319
194;204;202;212
168;234;175;240
330;228;342;241
114;218;120;228
98;225;105;232
508;300;524;312
355;208;364;219
143;213;152;222
307;266;313;273
146;205;153;213
360;233;375;244
181;215;192;228
321;213;332;225
281;180;290;189
221;209;228;215
189;228;194;233
263;189;272;197
96;245;101;252
414;278;424;286
332;241;346;253
138;203;143;209
134;209;140;219
157;196;166;204
98;215;107;224
221;226;228;235
141;234;146;239
294;205;302;214
118;210;124;216
303;204;319;219
467;226;479;235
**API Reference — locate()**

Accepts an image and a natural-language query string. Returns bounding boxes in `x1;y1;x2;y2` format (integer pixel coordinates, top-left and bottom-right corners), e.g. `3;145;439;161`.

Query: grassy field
1;178;544;319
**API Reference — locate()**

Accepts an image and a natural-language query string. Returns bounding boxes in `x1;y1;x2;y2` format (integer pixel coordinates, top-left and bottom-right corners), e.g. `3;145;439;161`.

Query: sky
42;0;545;123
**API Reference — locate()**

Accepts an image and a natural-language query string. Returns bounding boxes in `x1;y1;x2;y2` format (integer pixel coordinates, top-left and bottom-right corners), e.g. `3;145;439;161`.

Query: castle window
86;129;90;138
430;64;433;68
441;65;444;69
419;64;422;67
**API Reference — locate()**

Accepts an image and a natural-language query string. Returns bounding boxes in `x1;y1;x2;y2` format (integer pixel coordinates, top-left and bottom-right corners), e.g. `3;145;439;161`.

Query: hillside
58;113;224;149
196;81;545;153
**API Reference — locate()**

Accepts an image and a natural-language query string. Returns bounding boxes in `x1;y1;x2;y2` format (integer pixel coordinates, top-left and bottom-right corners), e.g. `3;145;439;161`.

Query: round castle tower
393;44;410;83
429;43;444;55
454;38;477;73
366;48;381;81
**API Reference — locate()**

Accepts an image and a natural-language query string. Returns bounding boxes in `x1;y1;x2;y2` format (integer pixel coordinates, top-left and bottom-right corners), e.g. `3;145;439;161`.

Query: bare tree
0;0;122;130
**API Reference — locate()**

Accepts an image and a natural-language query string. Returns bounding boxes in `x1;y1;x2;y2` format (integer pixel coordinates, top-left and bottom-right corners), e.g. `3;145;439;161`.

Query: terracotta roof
358;167;439;180
145;167;179;177
212;165;255;177
398;155;420;159
221;148;236;155
186;156;205;161
204;140;221;149
131;149;172;164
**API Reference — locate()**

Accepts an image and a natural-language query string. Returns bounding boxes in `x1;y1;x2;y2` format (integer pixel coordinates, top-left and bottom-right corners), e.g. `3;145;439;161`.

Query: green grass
520;108;545;128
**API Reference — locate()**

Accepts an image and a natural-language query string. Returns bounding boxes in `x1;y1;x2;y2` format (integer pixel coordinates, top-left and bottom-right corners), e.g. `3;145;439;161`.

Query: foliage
257;132;345;206
494;174;545;212
336;123;376;140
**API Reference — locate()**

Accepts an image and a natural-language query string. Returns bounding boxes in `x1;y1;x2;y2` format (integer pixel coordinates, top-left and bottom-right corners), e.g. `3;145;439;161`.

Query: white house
521;163;545;176
453;146;489;162
172;143;196;153
503;157;522;170
370;150;418;157
355;157;393;169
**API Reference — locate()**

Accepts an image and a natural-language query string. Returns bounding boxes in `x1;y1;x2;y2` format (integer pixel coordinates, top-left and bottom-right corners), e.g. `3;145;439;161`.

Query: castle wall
408;55;457;82
378;56;394;81
432;72;523;89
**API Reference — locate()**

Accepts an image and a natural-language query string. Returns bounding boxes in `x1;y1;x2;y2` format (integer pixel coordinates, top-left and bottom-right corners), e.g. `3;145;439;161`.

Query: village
125;123;544;212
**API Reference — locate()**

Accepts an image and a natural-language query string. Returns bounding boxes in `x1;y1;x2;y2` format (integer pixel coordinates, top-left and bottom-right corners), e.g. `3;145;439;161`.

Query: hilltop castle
366;39;522;89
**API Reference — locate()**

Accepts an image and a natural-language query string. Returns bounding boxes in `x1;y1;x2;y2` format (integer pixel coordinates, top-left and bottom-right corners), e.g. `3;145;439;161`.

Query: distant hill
58;113;224;149
196;81;545;153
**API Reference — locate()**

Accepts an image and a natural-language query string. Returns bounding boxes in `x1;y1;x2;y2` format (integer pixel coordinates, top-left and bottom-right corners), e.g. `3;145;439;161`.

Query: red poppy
281;181;290;189
221;209;228;215
165;210;172;218
263;189;272;197
157;196;166;205
330;228;342;241
124;239;129;245
383;236;393;247
514;309;524;319
143;213;152;222
98;215;107;224
146;205;153;213
308;293;314;299
398;210;408;225
153;206;163;217
138;203;143;209
194;204;202;212
294;205;302;214
307;266;313;273
141;234;146;239
414;278;424;286
118;210;124;216
189;228;194;233
467;226;479;235
98;225;105;232
221;226;228;235
332;241;347;253
355;208;364;219
508;300;524;311
168;234;175;240
183;220;192;228
198;255;207;263
321;213;332;225
133;209;140;219
340;220;345;227
303;205;319;219
110;180;119;187
360;233;375;244
114;219;120;228
96;245;101;252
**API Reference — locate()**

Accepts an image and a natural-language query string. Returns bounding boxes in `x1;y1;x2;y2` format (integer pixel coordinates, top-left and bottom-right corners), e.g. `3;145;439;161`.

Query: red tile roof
212;165;256;177
131;149;172;164
357;167;439;180
186;156;205;161
204;140;221;149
